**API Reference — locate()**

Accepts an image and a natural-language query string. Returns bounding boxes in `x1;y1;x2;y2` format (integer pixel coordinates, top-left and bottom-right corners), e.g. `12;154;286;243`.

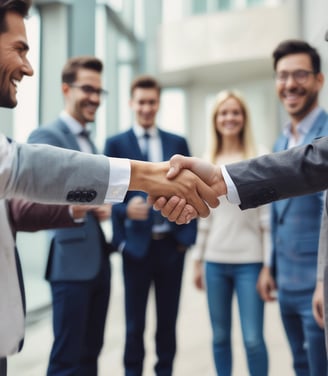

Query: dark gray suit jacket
226;136;328;210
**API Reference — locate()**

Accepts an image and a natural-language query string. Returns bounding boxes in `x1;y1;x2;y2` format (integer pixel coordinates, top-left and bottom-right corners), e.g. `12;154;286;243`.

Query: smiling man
27;57;113;376
255;40;328;376
104;75;197;376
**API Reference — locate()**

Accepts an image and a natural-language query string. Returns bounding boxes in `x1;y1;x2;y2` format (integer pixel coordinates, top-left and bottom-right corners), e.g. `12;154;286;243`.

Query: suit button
74;191;82;201
80;191;88;202
66;191;75;202
86;190;97;202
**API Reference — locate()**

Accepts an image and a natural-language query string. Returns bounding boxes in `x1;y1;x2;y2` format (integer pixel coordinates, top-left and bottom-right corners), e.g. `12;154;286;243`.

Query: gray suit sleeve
0;138;110;204
226;136;328;209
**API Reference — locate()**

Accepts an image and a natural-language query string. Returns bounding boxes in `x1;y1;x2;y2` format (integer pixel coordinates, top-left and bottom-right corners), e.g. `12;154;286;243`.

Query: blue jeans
205;262;268;376
279;289;327;376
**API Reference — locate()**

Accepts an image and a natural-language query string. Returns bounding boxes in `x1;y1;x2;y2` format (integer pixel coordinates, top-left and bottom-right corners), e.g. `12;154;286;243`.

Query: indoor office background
5;0;328;315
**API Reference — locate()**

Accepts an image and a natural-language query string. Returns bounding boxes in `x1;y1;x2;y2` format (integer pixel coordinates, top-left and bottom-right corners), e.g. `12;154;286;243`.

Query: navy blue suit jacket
28;119;108;281
104;128;197;259
271;110;328;291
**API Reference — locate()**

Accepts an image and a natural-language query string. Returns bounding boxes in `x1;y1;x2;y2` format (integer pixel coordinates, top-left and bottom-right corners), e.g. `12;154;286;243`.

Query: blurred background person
104;75;197;376
256;40;328;376
192;90;270;376
28;56;112;376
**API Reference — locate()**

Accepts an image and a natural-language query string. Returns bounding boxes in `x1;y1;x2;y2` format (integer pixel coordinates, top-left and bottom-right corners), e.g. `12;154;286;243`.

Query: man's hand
129;160;219;218
256;266;277;302
69;205;94;221
127;196;150;220
92;204;112;222
149;155;226;223
312;281;325;329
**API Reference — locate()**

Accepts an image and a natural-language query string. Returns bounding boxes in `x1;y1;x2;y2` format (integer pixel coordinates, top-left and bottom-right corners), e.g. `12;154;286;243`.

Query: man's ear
317;72;325;89
62;82;70;95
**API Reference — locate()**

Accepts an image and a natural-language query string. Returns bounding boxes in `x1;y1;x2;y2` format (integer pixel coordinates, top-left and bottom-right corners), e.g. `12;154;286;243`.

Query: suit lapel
276;111;326;220
303;111;326;145
56;120;81;151
128;129;149;160
274;136;290;219
159;130;169;160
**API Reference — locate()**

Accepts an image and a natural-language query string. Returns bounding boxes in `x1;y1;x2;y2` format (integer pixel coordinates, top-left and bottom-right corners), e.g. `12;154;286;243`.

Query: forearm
129;160;168;194
8;198;76;232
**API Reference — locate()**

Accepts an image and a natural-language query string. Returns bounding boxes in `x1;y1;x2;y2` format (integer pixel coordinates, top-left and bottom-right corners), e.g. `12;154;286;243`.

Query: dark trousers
0;358;6;376
123;236;185;376
47;260;110;376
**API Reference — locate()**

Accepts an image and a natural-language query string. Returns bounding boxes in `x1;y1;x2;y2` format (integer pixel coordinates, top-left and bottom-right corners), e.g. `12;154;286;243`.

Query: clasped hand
148;155;226;224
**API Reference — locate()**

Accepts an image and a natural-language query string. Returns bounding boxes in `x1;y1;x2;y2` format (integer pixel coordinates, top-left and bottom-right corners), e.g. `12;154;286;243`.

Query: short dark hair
0;0;31;33
61;56;103;84
130;75;161;97
272;39;321;73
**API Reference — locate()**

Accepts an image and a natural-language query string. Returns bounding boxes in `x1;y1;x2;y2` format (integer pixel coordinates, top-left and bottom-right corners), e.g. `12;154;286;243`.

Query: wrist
68;206;86;223
129;160;168;193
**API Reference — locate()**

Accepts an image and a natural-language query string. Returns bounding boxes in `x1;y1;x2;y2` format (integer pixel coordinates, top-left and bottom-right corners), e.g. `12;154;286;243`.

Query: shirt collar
133;123;158;138
283;107;323;138
59;110;89;136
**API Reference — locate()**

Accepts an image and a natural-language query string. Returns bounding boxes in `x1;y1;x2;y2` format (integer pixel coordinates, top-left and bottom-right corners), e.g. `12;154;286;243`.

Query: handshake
129;154;227;224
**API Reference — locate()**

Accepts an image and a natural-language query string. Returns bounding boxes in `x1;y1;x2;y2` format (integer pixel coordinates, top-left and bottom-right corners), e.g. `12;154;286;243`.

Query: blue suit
271;109;328;376
104;128;197;376
28;120;111;376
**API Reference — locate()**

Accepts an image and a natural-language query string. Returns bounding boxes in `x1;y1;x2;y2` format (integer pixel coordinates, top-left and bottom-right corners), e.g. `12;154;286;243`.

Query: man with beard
0;2;217;374
255;40;328;375
28;56;113;376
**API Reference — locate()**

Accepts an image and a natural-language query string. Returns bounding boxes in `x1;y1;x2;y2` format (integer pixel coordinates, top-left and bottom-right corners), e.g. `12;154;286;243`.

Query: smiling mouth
11;78;21;87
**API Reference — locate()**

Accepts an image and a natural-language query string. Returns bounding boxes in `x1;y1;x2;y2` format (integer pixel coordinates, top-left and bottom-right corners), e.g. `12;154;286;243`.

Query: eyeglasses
69;84;108;97
275;70;316;85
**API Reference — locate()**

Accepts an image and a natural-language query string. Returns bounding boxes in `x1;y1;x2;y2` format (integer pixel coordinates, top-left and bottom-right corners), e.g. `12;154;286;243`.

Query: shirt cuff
221;165;241;205
68;206;86;223
104;158;131;203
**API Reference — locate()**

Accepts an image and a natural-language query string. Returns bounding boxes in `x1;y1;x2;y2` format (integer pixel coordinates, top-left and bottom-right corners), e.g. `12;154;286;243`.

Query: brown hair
61;56;103;84
0;0;31;33
273;39;321;73
130;75;161;97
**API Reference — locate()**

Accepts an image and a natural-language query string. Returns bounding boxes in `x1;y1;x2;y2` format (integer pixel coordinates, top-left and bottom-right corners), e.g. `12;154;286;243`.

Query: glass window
134;0;145;39
192;0;208;14
217;0;232;11
247;0;265;6
105;0;123;12
118;64;133;130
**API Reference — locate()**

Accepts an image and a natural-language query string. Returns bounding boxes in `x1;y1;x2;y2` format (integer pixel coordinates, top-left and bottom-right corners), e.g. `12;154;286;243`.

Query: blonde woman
192;90;270;376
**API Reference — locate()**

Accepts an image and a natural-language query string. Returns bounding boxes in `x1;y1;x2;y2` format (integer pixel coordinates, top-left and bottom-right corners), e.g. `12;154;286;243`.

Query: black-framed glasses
274;70;316;85
69;84;108;97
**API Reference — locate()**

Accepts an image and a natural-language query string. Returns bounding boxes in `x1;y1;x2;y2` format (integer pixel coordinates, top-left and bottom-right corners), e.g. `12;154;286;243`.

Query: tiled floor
8;253;293;376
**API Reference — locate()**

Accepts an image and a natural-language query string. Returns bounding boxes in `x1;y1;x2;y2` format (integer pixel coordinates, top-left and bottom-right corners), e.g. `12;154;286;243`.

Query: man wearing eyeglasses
256;40;328;375
28;56;112;376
